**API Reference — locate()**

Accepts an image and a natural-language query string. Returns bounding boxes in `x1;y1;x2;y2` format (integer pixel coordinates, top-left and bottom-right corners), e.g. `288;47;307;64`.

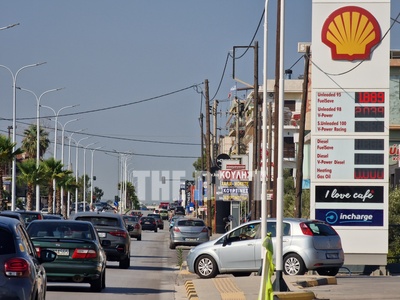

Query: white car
186;218;344;278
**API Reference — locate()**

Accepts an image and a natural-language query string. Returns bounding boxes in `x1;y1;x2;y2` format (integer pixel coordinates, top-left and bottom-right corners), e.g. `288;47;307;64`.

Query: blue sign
316;209;383;226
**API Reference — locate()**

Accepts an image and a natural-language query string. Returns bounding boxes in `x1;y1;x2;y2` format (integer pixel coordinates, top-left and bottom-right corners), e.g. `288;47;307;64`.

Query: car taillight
72;248;97;259
134;224;140;230
109;230;127;238
299;222;314;236
4;258;30;277
72;249;97;259
201;227;209;233
35;246;41;257
173;227;180;232
37;215;43;220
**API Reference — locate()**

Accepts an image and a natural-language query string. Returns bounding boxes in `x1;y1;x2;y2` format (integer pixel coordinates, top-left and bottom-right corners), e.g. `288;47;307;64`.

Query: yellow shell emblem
322;6;381;61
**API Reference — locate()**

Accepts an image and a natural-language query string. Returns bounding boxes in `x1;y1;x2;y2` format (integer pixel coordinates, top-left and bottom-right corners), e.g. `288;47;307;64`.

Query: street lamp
16;86;64;212
41;104;78;213
0;62;46;211
90;146;103;206
75;137;90;214
58;118;79;212
82;142;97;211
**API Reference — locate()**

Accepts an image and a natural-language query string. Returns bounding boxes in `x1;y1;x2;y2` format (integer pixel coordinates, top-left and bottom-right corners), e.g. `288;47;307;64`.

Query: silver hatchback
169;217;209;249
186;218;344;278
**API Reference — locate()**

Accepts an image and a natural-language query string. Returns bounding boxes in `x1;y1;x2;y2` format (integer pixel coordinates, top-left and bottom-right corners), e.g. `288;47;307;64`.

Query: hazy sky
0;1;399;203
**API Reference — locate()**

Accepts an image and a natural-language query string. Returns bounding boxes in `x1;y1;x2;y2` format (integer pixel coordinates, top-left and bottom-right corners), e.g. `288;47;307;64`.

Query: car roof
71;211;122;218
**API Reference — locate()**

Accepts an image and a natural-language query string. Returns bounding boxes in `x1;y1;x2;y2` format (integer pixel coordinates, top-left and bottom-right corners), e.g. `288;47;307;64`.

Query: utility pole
295;46;310;218
253;41;260;220
200;113;204;170
212;100;219;162
205;79;212;234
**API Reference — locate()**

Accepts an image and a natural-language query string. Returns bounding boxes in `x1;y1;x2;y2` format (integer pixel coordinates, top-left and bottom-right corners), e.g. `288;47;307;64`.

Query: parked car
186;218;344;278
16;210;44;226
123;215;142;240
139;216;158;232
169;217;210;249
70;212;131;269
27;219;108;292
159;209;169;220
0;217;56;300
0;211;26;226
147;213;164;229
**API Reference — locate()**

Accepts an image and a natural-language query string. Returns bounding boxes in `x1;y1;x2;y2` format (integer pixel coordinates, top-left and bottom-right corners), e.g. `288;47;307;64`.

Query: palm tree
0;134;23;209
55;169;74;216
42;157;64;214
17;159;46;211
21;124;50;159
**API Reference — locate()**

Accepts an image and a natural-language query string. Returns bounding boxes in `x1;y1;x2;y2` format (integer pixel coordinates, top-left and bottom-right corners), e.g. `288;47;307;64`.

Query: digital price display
355;92;385;103
355;106;385;118
354;121;385;132
354;139;384;150
354;153;384;165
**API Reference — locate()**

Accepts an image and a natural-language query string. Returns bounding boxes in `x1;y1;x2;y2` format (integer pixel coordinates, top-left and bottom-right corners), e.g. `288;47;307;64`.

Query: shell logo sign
321;6;381;61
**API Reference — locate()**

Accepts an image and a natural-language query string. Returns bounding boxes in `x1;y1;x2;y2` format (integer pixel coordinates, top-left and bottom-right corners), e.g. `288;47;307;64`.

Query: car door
267;221;293;262
217;222;261;271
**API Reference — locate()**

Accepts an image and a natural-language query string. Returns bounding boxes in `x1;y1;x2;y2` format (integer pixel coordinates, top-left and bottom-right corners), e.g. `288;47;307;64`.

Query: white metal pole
75;137;89;213
90;146;102;205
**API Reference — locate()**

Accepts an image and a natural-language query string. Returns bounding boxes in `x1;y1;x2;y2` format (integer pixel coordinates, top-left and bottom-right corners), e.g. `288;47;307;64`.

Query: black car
16;210;44;226
70;212;131;269
147;213;164;229
139;216;158;232
0;217;56;299
174;206;185;216
0;211;26;226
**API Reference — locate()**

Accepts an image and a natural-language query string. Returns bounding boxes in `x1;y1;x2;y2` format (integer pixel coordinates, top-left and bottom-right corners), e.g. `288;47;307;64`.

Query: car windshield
123;216;138;222
28;222;94;239
75;216;119;227
307;222;337;236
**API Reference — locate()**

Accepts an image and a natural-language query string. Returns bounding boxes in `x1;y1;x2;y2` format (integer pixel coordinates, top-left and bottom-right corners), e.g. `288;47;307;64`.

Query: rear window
141;217;155;222
307;222;337;236
75;216;119;227
177;220;205;227
124;216;138;222
0;228;16;254
28;222;94;239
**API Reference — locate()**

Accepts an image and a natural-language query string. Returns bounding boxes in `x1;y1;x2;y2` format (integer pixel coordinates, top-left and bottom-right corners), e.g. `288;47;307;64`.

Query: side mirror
40;249;57;263
222;235;228;247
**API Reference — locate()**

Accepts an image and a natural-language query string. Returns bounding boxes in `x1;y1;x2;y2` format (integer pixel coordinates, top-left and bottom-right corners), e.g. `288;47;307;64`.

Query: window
0;228;16;255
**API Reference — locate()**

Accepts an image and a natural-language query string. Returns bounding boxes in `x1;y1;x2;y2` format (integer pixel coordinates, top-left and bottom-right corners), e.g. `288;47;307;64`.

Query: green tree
0;134;22;209
17;159;46;211
93;186;104;201
126;182;139;210
55;169;74;216
42;157;64;214
21;124;50;159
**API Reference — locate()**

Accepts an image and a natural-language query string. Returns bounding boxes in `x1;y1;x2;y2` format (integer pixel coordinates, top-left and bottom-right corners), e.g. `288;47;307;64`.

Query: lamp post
16;87;64;212
0;62;46;211
90;146;103;206
75;137;89;213
66;130;83;217
41;104;78;213
82;142;97;211
58;118;79;212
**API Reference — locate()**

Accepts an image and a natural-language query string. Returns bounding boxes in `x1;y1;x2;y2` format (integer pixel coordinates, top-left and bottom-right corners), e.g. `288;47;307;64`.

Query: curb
273;291;316;300
294;277;337;288
185;280;199;300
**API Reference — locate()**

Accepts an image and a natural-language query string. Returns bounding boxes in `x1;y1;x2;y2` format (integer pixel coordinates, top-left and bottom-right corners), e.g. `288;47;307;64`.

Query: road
46;220;182;300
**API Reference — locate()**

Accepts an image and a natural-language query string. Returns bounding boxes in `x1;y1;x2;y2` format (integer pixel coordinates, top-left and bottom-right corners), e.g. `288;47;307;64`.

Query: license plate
185;238;197;241
145;222;150;224
98;232;106;238
50;248;69;256
326;253;339;259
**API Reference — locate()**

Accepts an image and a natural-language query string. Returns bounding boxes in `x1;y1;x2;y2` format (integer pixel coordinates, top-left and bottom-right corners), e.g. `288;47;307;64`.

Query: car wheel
90;274;103;292
317;267;340;276
154;227;158;233
195;255;218;279
137;234;142;241
283;253;306;275
119;255;130;269
169;240;176;249
232;272;252;277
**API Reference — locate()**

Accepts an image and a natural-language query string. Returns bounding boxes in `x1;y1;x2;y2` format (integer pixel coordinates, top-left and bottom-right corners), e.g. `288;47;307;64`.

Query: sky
0;1;399;204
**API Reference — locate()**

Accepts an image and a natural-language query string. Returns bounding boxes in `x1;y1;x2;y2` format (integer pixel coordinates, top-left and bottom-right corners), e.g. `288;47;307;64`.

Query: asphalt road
46;219;179;300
